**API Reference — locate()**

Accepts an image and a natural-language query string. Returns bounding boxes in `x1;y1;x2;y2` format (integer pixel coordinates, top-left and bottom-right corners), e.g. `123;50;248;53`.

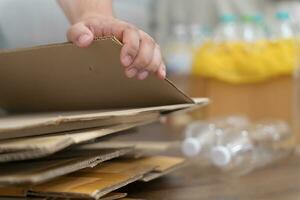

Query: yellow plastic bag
192;39;296;84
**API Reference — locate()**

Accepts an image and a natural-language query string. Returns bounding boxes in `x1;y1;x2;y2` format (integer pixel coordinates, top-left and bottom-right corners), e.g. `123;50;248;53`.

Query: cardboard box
170;75;292;121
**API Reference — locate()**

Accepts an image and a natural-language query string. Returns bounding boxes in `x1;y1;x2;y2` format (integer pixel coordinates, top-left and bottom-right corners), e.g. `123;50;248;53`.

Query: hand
67;15;166;80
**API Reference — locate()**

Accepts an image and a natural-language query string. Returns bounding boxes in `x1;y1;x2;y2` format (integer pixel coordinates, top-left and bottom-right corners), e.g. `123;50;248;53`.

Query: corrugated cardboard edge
0;148;134;186
0;136;73;162
0;120;155;162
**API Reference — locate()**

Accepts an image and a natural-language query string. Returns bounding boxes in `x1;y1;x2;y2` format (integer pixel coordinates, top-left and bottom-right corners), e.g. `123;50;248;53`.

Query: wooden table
118;122;300;200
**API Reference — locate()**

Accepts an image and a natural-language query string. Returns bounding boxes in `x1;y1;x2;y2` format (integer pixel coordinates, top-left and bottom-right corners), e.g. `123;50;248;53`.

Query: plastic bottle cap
210;146;232;167
276;11;290;21
182;138;202;157
220;14;236;23
241;15;253;23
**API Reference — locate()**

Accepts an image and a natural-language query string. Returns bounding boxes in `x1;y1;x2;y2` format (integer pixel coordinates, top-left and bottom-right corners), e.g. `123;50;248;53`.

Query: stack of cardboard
0;37;208;199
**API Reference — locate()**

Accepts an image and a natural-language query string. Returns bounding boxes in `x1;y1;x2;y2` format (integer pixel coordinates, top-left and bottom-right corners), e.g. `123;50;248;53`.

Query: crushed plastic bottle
181;116;250;159
182;116;293;176
210;120;292;176
181;121;216;157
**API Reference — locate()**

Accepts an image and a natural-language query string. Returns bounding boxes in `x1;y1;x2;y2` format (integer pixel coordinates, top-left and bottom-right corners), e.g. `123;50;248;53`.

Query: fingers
67;22;94;48
120;27;140;67
157;63;167;80
67;17;167;80
129;33;166;80
128;32;154;80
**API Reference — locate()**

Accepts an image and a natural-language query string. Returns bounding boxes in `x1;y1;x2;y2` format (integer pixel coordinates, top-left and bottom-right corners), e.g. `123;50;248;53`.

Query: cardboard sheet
0;121;150;162
0;156;185;199
28;164;155;199
138;156;186;182
0;99;208;141
0;37;197;113
0;148;133;185
0;111;160;140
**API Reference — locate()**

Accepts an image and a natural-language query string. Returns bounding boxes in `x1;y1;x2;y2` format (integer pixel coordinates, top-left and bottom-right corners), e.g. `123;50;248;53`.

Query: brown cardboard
0;37;197;113
0;111;159;140
1;156;184;199
99;192;127;200
0;121;151;162
28;164;155;199
0;99;208;141
0;148;133;185
139;156;186;182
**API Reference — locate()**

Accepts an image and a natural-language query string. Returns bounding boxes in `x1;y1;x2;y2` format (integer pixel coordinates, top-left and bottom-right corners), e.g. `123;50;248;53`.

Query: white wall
0;0;69;49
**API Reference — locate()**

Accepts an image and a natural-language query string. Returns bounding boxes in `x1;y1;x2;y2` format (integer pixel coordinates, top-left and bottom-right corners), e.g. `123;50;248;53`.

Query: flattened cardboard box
0;37;204;113
0;100;208;141
0;148;133;185
0;121;148;162
0;156;185;199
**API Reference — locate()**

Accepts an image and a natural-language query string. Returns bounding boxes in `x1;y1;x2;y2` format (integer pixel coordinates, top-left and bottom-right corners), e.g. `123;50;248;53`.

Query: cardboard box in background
170;75;298;143
171;75;293;122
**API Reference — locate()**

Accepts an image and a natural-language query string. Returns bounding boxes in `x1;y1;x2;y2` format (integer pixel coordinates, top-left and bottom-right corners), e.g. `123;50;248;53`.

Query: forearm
57;0;113;24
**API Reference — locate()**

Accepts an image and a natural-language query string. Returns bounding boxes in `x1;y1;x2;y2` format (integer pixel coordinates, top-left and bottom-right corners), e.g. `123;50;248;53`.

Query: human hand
67;15;166;80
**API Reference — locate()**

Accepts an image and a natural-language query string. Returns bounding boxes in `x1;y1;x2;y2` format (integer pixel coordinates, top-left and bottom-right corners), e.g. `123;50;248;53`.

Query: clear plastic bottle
164;24;192;75
182;122;217;157
240;15;258;42
214;14;239;43
252;14;268;40
181;116;249;158
210;122;292;176
273;11;294;39
190;24;211;50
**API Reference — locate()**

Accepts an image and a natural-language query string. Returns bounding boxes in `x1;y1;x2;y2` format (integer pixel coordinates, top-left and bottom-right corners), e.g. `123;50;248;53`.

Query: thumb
67;22;94;48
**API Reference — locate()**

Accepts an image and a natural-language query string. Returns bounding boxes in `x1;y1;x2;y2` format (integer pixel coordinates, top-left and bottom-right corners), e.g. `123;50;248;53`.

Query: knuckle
135;56;151;67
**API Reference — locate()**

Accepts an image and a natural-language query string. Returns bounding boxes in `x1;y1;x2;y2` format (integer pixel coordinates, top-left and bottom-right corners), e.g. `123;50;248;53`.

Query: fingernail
78;34;92;45
126;68;137;78
122;55;133;67
160;68;166;79
138;71;149;80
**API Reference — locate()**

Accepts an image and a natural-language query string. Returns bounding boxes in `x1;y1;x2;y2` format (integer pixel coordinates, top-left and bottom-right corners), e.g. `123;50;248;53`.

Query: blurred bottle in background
189;24;211;50
272;11;294;39
214;14;239;42
252;14;268;39
240;15;257;42
164;24;193;75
